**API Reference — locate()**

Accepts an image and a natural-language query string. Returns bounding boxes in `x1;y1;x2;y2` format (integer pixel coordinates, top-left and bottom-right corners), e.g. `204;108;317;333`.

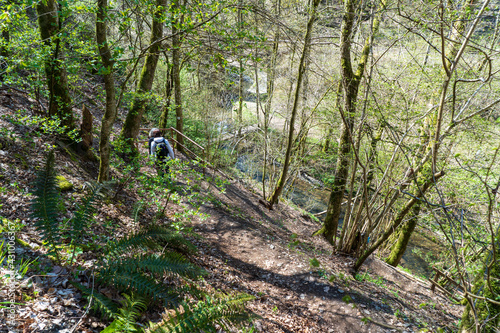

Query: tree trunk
159;53;173;129
354;171;445;272
121;0;166;153
96;0;118;182
172;0;184;151
322;0;386;245
262;0;281;201
237;3;244;136
0;26;9;80
385;195;422;266
385;0;480;264
267;0;320;208
79;105;93;153
36;0;75;131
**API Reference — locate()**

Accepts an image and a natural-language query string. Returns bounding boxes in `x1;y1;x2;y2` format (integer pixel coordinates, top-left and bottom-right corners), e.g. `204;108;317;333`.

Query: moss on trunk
96;0;117;182
121;0;166;153
461;228;500;332
36;0;75;131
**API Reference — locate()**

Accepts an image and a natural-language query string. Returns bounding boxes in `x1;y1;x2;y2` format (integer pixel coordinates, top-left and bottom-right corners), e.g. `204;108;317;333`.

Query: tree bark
262;0;281;201
267;0;320;208
96;0;118;182
121;0;166;153
159;53;173;129
385;189;423;267
0;26;9;80
171;0;184;151
323;0;385;245
36;0;75;131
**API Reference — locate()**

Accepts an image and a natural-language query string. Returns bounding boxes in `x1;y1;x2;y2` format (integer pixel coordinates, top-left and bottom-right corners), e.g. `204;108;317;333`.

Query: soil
0;88;463;332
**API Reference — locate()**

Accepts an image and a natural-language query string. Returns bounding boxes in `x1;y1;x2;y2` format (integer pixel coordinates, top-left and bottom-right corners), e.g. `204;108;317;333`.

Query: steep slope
0;88;462;332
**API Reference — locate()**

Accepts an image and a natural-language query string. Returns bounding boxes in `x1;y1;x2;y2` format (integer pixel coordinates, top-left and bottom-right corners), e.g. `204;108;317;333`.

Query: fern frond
96;267;174;302
111;253;205;280
148;293;255;333
31;150;62;256
102;294;147;333
70;182;104;244
71;281;119;318
106;225;197;257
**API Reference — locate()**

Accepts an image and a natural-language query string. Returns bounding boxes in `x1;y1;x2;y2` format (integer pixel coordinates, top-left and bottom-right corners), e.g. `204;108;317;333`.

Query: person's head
149;128;161;138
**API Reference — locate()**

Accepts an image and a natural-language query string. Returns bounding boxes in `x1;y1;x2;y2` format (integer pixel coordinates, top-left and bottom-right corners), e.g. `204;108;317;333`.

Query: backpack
155;140;170;160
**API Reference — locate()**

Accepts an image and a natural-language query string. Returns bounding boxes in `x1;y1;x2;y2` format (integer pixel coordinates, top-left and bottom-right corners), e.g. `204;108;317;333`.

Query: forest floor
0;88;464;332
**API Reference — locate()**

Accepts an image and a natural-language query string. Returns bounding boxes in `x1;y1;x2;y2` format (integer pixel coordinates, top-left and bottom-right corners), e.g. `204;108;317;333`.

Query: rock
324;286;330;293
56;176;73;191
338;289;344;293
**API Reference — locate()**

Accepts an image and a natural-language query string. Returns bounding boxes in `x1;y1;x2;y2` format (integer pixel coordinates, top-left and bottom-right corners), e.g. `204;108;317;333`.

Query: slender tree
267;0;320;208
261;0;281;201
36;0;75;131
322;0;387;245
171;0;184;151
158;52;173;129
121;0;167;153
384;0;480;265
96;0;118;182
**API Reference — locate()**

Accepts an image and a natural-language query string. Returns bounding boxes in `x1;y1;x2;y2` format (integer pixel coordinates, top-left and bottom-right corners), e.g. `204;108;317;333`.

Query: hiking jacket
149;137;175;160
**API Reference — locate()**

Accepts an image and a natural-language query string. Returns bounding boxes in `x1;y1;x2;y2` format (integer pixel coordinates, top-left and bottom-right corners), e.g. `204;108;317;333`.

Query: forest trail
0;89;462;332
172;155;463;332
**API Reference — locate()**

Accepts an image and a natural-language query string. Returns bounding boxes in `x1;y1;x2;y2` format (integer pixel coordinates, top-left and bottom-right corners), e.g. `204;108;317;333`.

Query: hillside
0;88;464;332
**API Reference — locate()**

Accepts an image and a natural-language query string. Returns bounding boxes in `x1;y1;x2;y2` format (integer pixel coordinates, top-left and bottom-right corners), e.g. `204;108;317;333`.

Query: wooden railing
428;267;465;301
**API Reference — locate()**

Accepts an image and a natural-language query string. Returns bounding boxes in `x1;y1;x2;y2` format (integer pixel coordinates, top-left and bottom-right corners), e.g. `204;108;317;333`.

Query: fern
97;265;182;305
109;253;204;279
102;294;147;333
72;281;119;318
31;150;62;262
69;182;103;244
106;225;197;257
148;293;255;333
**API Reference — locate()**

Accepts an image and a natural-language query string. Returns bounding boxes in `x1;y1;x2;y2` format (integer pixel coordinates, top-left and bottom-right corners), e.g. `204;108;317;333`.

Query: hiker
148;128;175;178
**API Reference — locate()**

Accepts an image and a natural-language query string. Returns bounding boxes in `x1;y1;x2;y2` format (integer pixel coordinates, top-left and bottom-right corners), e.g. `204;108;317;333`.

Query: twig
69;270;94;333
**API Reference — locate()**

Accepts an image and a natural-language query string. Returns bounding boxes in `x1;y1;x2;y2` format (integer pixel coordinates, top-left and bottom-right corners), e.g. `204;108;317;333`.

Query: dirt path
180;169;463;332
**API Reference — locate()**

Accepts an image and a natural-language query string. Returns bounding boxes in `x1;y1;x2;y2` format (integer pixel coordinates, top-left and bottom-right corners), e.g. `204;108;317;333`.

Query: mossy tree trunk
323;0;386;245
460;226;500;332
0;24;9;81
120;0;166;153
385;0;479;265
170;0;184;151
96;0;117;182
158;53;173;129
267;0;320;208
36;0;75;131
354;171;445;271
385;190;423;266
